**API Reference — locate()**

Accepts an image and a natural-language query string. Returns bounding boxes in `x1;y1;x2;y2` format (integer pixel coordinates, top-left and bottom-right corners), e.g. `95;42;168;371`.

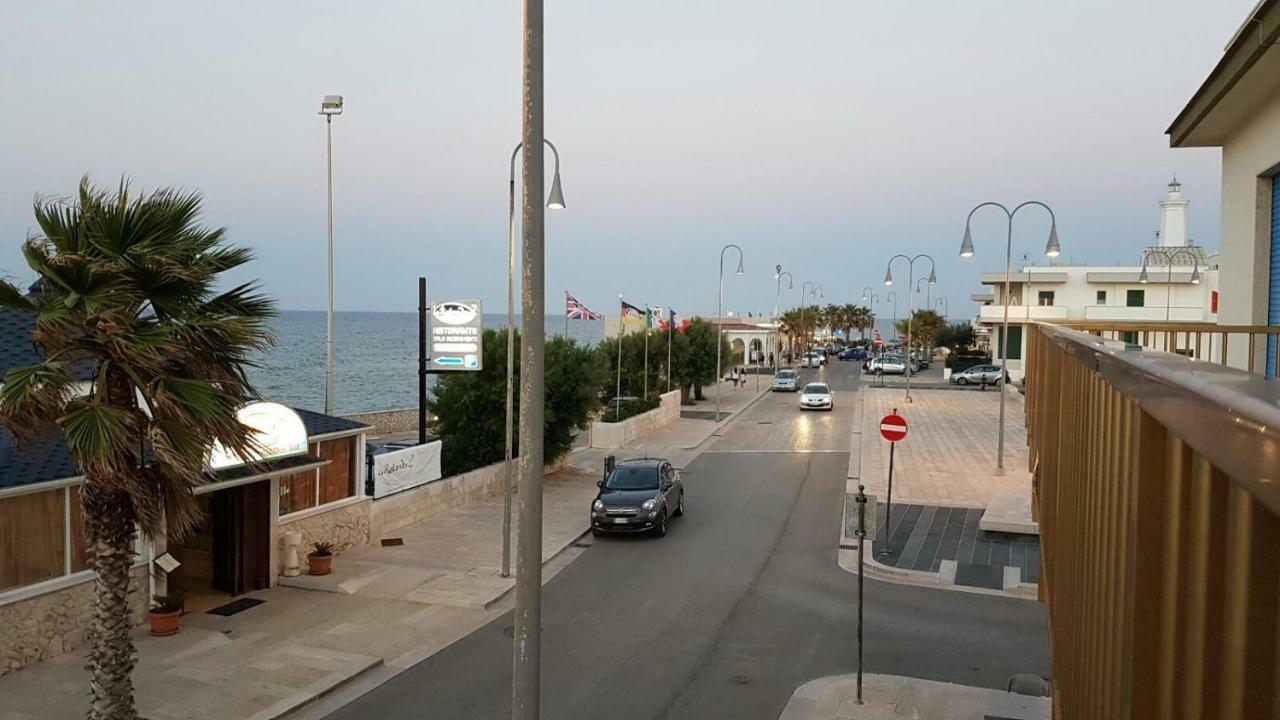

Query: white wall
986;266;1220;323
589;390;681;449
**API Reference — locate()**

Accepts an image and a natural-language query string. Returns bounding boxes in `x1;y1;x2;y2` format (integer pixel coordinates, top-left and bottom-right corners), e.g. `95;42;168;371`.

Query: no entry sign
879;413;908;442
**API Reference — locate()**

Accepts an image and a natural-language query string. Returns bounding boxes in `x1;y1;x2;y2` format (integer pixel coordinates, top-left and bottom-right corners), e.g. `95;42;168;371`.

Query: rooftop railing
1026;322;1280;719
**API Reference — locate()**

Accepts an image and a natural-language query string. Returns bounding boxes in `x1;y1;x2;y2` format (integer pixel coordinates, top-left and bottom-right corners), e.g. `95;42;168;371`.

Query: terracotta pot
308;552;333;576
149;609;181;637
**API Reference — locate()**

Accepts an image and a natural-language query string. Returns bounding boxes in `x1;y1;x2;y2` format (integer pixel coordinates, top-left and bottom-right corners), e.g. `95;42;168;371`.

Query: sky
0;1;1256;318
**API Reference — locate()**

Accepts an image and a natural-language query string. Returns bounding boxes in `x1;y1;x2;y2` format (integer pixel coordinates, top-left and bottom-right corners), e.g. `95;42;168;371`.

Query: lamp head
1138;264;1149;284
775;264;782;277
959;224;975;258
883;267;893;286
546;170;566;210
1190;266;1201;285
1045;223;1061;258
735;257;744;276
320;95;344;115
928;268;937;285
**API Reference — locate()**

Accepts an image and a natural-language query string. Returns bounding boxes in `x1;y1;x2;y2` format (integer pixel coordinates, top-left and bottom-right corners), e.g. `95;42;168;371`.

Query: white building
974;181;1220;379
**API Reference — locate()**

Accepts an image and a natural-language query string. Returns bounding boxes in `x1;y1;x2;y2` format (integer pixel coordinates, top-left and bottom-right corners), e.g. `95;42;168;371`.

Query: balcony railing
1054;321;1280;376
1025;322;1280;719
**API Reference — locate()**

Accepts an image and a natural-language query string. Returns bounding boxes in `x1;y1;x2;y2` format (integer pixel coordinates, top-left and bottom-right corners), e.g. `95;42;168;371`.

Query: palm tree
851;305;875;340
0;178;275;720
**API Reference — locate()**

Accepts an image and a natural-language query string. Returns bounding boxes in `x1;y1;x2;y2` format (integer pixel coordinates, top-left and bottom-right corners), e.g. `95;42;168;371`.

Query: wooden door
211;482;271;595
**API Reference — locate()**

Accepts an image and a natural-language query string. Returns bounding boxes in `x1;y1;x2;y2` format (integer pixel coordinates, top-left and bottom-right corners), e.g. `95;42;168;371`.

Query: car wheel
654;513;668;537
591;528;603;538
956;377;969;385
673;493;684;517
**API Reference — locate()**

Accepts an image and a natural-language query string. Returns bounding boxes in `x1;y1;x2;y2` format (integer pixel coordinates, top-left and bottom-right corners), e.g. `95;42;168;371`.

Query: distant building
973;180;1220;379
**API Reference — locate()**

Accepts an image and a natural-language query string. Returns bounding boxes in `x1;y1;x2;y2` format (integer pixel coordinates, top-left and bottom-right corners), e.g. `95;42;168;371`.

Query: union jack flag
566;293;602;320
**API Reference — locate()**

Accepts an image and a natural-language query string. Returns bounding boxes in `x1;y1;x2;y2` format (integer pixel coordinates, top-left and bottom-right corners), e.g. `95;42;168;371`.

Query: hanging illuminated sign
207;402;309;470
431;300;483;371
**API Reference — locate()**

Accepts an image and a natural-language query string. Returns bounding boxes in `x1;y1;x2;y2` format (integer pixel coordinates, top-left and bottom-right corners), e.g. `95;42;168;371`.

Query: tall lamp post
886;291;898;341
1139;248;1201;323
512;2;547;715
936;296;949;319
716;244;744;421
502;139;565;580
801;282;823;353
915;275;934;309
960;200;1061;473
885;255;937;402
861;286;880;352
775;266;793;370
319;95;343;415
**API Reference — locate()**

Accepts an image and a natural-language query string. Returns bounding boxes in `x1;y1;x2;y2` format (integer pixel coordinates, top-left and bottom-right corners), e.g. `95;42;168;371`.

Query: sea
249;311;906;415
248;311;605;415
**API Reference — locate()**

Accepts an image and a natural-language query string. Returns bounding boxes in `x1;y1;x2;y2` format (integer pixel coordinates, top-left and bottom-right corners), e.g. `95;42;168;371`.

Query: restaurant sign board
370;441;444;498
208;402;309;470
431;300;483;371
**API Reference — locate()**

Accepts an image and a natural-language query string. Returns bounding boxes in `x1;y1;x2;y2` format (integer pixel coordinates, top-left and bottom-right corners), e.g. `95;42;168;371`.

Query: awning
194;454;330;495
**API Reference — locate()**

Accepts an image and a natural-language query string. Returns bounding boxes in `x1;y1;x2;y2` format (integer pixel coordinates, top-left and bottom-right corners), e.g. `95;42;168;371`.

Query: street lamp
801;282;823;353
885;291;898;342
1139;249;1201;323
885;254;937;402
775;266;794;370
502;139;565;580
936;296;949;319
319;94;343;416
915;270;936;308
960;200;1061;473
716;244;745;421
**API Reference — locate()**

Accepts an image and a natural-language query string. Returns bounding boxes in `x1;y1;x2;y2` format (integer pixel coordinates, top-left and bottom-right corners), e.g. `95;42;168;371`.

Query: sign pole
881;441;895;557
855;484;867;704
418;277;427;446
877;409;908;557
644;305;650;399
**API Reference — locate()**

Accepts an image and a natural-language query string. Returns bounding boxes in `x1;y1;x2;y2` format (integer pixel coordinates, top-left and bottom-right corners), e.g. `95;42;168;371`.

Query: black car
591;456;685;537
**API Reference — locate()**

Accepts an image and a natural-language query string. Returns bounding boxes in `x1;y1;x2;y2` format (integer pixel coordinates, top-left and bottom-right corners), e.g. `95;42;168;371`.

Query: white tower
1158;177;1189;247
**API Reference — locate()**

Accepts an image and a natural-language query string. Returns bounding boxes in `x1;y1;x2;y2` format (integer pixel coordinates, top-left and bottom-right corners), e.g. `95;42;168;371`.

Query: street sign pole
855;484;867;704
881;442;895;557
418;278;427;445
878;410;908;557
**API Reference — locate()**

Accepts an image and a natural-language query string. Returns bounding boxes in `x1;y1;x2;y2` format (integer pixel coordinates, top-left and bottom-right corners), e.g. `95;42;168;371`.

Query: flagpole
564;291;568;338
667;309;673;393
616;295;624;420
643;305;650;399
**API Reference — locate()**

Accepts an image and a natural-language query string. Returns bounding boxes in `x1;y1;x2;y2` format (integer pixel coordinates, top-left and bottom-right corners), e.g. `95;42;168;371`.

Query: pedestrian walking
730;368;740;388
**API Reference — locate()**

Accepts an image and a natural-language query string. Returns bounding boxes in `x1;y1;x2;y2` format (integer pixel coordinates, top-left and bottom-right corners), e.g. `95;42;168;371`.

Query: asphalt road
325;360;1050;720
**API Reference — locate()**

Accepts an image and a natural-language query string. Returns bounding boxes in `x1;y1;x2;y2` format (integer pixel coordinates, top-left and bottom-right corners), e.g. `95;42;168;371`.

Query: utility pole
513;0;545;716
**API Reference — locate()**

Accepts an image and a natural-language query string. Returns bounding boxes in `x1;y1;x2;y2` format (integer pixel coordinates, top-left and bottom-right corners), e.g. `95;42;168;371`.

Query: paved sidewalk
0;388;766;720
778;673;1049;720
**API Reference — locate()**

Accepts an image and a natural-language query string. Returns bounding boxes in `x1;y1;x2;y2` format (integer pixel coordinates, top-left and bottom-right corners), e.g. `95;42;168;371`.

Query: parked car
604;396;641;414
837;347;867;361
951;364;1007;386
799;382;834;411
801;351;826;368
867;356;908;375
772;368;800;392
591;457;684;537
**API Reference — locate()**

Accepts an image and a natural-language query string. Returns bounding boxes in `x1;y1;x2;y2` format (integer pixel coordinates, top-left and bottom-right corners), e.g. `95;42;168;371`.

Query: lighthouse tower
1158;177;1189;247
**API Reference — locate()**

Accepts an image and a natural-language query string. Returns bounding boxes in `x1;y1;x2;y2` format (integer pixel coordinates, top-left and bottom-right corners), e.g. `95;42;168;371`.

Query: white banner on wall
371;441;443;499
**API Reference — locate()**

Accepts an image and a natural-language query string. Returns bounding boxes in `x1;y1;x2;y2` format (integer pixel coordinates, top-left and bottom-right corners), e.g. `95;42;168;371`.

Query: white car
799;382;833;411
772;369;800;392
801;352;826;368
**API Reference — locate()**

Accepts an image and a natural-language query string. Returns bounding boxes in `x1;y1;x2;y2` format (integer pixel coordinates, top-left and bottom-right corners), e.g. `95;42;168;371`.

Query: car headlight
592;499;604;512
641;498;657;511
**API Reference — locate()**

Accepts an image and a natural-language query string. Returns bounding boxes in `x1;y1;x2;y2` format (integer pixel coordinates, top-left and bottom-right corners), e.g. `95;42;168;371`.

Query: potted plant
308;541;335;575
149;593;184;637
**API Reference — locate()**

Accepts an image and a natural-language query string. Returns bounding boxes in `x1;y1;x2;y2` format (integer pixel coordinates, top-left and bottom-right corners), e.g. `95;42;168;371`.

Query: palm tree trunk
83;482;140;720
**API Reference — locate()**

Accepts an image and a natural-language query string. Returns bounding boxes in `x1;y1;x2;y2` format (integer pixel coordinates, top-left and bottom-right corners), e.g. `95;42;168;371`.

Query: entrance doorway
170;481;272;607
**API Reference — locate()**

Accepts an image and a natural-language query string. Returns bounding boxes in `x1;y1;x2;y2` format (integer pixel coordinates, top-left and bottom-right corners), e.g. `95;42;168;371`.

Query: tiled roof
1;407;367;493
0;307;96;381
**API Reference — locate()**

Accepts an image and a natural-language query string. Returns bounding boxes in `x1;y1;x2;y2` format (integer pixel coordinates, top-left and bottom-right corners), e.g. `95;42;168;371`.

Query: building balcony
1025;322;1280;717
977;304;1068;323
1083;304;1206;322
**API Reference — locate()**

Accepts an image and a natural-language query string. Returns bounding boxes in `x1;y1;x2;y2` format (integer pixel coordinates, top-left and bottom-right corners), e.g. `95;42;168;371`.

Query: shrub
599;396;660;423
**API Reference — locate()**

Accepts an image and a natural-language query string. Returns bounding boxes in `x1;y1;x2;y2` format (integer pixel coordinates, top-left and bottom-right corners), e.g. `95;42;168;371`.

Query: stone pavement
0;384;768;720
778;673;1049;720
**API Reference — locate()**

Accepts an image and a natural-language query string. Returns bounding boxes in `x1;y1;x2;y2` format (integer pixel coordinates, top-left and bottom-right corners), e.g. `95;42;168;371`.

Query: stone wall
589;390;681;449
1;566;147;677
369;456;568;540
342;408;417;436
276;498;372;575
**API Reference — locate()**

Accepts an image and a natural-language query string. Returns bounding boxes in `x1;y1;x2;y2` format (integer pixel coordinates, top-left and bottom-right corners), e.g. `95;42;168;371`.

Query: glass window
1096;290;1107;304
278;469;318;516
317;438;355;505
1037;291;1054;306
604;465;659;491
1126;290;1145;307
0;488;67;592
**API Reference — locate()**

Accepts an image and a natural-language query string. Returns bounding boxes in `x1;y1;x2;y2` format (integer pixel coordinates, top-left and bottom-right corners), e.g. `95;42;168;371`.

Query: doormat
381;538;405;547
206;598;265;616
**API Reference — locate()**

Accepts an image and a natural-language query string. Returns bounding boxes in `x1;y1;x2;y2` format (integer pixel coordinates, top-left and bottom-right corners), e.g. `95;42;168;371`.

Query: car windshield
777;370;796;378
803;384;829;394
604;465;659;490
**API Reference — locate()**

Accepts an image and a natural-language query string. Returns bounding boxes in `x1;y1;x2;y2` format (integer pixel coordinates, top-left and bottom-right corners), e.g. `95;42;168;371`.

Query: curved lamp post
503;138;564;579
960;200;1060;472
936;296;949;319
885;254;937;402
717;244;745;421
320;95;343;416
885;291;898;342
861;287;880;352
1138;248;1201;323
775;266;794;370
915;275;935;309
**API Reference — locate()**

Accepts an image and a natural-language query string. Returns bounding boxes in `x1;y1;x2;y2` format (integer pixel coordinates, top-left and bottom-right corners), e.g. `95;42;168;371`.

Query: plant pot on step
149;593;184;636
308;541;335;575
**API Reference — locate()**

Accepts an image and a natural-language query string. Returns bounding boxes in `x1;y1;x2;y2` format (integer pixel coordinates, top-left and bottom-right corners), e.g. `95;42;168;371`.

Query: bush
599;396;660;423
945;352;991;370
429;329;602;476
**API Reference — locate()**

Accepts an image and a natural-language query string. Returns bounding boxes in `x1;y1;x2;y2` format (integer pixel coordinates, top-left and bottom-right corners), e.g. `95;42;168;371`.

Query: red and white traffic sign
879;413;908;442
